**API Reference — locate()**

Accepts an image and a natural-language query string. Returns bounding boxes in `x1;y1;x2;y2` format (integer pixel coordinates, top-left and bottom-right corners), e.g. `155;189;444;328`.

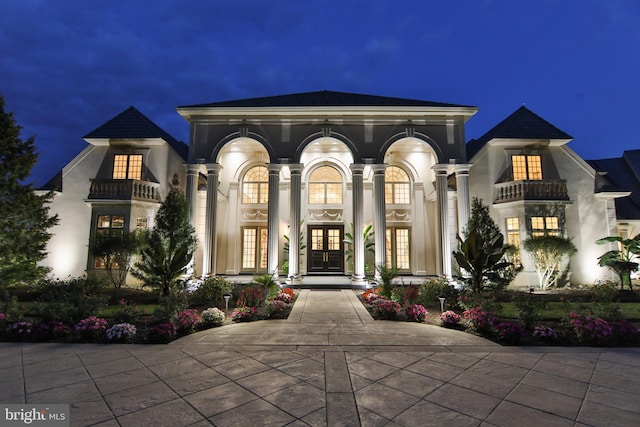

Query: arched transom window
308;166;342;204
385;166;410;204
242;166;268;204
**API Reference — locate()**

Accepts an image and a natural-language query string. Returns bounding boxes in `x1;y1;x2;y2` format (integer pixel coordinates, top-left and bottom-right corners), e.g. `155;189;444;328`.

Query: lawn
498;302;640;321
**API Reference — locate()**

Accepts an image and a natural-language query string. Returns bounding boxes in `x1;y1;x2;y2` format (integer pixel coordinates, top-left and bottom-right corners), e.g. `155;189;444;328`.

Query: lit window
530;216;560;237
136;217;148;230
113;155;143;180
505;217;520;248
385;166;410;204
241;227;268;272
308;166;342;204
386;227;410;271
94;214;125;268
512;155;542;180
242;166;269;204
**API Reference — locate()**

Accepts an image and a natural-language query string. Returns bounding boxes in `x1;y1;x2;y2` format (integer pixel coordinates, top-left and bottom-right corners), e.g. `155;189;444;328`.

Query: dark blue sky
2;0;639;186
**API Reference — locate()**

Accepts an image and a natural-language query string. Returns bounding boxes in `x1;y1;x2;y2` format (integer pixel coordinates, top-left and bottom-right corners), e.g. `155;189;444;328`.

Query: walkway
0;290;638;426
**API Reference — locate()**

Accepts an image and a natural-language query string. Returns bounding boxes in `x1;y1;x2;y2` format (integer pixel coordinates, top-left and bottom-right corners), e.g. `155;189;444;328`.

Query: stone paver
0;289;639;426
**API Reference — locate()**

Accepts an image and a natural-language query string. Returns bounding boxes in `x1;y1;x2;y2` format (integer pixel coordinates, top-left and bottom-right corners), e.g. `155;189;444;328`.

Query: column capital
288;163;304;174
453;164;472;175
349;163;365;175
432;164;451;175
184;163;200;174
267;163;282;174
371;163;388;175
204;163;222;174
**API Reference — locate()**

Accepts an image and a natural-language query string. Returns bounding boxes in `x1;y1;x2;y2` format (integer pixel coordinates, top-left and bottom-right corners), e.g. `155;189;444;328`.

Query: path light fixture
223;293;231;316
438;296;446;312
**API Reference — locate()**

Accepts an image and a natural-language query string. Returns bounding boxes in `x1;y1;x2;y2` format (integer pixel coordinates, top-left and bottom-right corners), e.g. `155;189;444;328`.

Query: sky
2;0;639;186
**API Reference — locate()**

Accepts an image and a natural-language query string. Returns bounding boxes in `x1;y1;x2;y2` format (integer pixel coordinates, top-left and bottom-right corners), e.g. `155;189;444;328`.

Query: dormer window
512;155;542;180
113;154;143;180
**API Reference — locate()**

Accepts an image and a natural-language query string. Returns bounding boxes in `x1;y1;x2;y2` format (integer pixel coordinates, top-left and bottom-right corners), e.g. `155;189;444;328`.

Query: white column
433;164;452;278
288;164;303;283
203;164;221;276
267;164;281;279
185;164;199;227
454;164;472;236
350;164;366;284
372;164;387;280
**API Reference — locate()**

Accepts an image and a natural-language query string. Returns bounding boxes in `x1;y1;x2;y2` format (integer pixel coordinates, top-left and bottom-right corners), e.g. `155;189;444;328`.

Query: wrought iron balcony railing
495;179;569;203
88;179;161;202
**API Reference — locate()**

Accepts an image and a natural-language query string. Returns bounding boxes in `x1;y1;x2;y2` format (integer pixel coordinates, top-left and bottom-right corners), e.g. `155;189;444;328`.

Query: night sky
2;0;639;186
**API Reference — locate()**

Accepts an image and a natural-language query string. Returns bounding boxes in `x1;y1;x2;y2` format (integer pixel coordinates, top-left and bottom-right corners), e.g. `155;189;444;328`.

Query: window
242;166;269;204
385;227;410;271
512;155;542;180
94;214;125;268
113;154;143;180
530;216;560;237
385;166;410;204
308;166;342;204
136;217;148;230
241;226;268;272
505;217;521;248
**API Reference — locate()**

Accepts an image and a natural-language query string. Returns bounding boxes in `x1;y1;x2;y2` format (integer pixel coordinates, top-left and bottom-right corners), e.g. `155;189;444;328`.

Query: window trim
385;226;411;272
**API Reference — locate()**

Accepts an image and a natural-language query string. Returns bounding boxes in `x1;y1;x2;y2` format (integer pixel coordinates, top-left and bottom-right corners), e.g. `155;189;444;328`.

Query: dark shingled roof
589;150;640;220
39;170;62;192
83;106;188;160
179;90;475;109
466;106;573;159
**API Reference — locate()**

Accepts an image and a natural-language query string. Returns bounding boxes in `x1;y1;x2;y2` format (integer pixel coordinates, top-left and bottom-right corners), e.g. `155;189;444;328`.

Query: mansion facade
40;91;640;288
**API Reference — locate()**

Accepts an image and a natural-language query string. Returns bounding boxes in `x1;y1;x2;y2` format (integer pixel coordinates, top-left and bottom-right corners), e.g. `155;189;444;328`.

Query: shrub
463;308;497;333
237;285;264;307
175;309;202;334
267;300;289;319
106;323;137;343
390;287;404;303
201;307;226;327
281;288;295;300
532;325;558;343
370;299;401;320
403;285;420;305
231;306;256;322
5;321;32;341
189;276;234;307
610;319;640;345
419;277;458;309
440;310;461;327
34;320;70;341
73;316;107;341
568;312;613;345
494;321;526;344
33;277;108;324
513;293;545;330
146;322;176;343
362;289;380;303
112;299;146;324
404;304;428;322
273;292;292;304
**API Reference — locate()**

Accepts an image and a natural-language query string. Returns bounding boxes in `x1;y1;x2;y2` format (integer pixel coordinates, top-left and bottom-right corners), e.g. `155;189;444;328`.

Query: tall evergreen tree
132;187;196;296
464;196;502;249
0;96;58;288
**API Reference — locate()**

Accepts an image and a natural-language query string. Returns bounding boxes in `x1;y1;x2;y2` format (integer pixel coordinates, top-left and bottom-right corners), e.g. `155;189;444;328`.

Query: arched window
242;166;268;204
308;166;342;204
385;166;410;204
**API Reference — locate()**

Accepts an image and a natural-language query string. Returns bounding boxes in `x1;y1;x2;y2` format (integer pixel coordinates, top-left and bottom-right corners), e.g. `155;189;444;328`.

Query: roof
178;90;475;109
466;106;573;158
589;150;640;220
83;106;188;160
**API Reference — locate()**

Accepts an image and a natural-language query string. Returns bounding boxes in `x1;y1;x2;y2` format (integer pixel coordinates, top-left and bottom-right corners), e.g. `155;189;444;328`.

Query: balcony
88;179;161;202
495;180;569;204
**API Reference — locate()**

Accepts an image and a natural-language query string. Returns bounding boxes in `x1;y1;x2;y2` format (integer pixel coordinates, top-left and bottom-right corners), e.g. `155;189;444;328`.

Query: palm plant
344;223;375;273
596;233;640;290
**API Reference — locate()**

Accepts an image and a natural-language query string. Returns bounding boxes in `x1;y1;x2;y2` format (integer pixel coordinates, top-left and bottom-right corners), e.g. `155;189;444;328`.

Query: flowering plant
231;306;256;322
175;309;202;333
494;321;526;344
6;321;32;341
404;304;428;322
610;319;640;345
362;289;380;303
146;322;176;343
273;292;292;304
74;316;107;340
201;307;225;327
370;299;401;320
268;300;289;318
281;288;295;299
533;325;558;342
35;320;70;341
568;312;613;345
0;313;7;322
440;310;461;326
106;323;137;342
463;308;497;332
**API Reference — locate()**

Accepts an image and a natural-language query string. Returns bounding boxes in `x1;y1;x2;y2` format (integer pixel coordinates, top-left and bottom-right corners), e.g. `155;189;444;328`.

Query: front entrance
307;225;344;273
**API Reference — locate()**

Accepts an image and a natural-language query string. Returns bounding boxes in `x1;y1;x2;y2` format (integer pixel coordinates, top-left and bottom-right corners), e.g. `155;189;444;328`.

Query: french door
307;225;344;273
